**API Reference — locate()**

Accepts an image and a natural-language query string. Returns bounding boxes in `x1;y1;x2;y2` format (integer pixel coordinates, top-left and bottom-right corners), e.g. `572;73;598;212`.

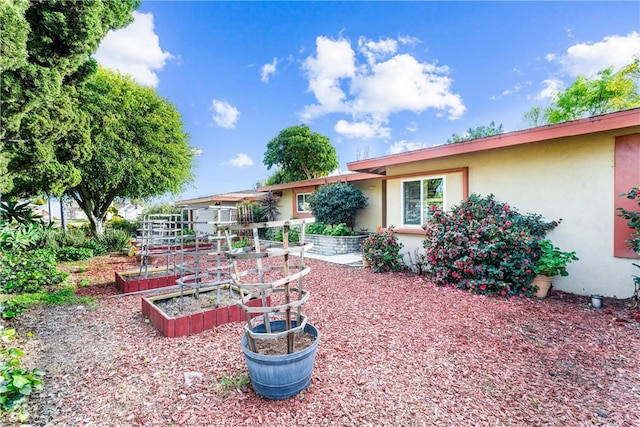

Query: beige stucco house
191;109;639;298
344;108;639;298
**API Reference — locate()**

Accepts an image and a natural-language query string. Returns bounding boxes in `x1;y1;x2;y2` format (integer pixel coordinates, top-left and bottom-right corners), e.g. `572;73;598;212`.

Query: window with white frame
296;193;311;212
402;177;445;226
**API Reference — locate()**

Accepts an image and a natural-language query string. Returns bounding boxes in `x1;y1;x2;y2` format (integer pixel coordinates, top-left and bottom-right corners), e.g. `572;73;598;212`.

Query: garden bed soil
252;332;317;355
8;254;640;426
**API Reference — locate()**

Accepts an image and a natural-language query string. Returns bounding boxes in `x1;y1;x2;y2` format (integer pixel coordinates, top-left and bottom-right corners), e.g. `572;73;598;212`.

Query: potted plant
532;239;579;298
225;218;320;400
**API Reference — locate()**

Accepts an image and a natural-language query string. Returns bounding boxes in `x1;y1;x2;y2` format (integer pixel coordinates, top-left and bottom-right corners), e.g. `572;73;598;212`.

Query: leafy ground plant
212;372;249;396
0;327;44;421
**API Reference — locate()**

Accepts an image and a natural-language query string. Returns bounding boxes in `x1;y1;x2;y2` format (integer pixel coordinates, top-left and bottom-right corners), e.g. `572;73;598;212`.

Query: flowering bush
361;226;404;273
422;194;559;297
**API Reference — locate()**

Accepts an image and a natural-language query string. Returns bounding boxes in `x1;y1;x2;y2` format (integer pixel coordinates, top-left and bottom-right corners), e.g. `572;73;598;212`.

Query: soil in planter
154;289;243;317
251;332;316;355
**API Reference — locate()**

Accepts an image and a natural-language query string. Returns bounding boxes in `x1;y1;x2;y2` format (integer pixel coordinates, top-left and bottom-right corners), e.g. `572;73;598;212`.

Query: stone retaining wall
304;234;367;256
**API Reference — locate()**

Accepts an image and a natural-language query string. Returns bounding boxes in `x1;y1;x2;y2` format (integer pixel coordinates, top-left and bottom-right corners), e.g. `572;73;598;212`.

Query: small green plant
231;237;250;249
322;223;357;236
272;226;300;243
78;278;91;288
212;372;249;396
0;326;44;419
534;240;578;277
0;299;27;319
56;247;94;262
305;222;327;235
361;226;405;273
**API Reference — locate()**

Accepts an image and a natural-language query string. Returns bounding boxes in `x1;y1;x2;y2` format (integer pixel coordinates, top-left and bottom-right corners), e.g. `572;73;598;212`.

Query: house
259;109;639;298
257;172;384;232
345;108;640;298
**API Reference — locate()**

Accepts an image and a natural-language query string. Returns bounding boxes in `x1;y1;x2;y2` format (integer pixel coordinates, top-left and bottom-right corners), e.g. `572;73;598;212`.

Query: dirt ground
5;254;640;426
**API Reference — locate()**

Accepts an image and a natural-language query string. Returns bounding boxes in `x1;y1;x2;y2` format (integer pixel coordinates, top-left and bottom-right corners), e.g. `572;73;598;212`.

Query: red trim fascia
614;133;640;259
258;172;384;192
348;109;640;174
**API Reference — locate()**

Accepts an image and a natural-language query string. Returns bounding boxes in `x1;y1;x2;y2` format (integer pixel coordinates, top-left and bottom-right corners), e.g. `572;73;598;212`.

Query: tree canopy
65;68;193;234
524;58;640;127
0;0;140;194
447;121;504;144
263;125;338;184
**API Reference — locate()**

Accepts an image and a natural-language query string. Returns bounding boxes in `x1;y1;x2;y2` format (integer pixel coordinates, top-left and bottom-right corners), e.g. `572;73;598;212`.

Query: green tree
524;58;640;126
308;182;367;229
0;0;140;194
447;121;504;143
66;68;193;235
263;125;338;183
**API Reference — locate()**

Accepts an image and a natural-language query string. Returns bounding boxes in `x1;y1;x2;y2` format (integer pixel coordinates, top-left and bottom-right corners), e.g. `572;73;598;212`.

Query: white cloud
229;153;254;168
535;78;564;101
334;119;391;139
549;31;640;77
211;99;240;129
406;121;418;132
300;35;465;140
261;57;278;83
388;140;425;154
94;12;174;87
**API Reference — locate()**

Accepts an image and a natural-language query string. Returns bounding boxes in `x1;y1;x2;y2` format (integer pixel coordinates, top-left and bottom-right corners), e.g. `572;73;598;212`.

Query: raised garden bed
303;234;367;256
115;268;180;293
141;286;269;338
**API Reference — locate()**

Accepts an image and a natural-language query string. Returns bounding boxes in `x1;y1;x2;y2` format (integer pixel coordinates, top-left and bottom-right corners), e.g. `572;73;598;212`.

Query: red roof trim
257;172;384;191
348;109;640;174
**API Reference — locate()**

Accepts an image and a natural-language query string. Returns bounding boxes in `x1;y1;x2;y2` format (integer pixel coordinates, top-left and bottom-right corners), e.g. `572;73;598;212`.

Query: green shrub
81;240;107;256
0;249;67;294
422;194;558;297
106;216;138;235
305;222;327;235
322;223;356;236
0;327;44;418
99;229;131;252
308;183;367;229
231;237;250;249
272;226;300;243
361;226;405;273
56;247;94;262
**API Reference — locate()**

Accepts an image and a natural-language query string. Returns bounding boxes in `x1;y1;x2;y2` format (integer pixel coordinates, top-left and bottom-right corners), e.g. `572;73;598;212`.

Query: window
297;193;311;212
402;177;444;226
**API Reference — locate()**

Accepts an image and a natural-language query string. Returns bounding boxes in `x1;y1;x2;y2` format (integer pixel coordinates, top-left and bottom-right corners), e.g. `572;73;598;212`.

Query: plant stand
223;218;320;400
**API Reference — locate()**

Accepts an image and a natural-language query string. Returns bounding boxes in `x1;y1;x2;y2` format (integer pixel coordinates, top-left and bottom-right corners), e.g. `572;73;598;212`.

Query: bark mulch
6;254;640;426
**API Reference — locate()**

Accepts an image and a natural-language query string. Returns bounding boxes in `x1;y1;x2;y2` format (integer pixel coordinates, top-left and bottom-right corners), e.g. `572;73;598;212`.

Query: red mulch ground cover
8;254;640;426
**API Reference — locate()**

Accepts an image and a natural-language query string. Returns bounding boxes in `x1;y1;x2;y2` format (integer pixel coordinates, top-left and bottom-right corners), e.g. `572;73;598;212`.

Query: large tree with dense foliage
0;0;140;194
64;68;193;235
447;121;504;143
263;125;338;184
524;59;640;127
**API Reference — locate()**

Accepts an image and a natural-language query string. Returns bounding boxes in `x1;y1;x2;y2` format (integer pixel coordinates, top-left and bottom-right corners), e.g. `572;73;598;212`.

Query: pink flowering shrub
361;226;404;273
422;194;559;297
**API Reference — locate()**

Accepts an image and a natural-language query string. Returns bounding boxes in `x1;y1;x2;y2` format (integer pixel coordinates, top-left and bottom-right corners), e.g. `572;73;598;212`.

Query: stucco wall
385;131;638;298
351;180;383;232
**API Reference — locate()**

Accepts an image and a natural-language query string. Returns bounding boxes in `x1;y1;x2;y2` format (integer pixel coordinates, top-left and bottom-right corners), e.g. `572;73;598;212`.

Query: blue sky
93;1;640;202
